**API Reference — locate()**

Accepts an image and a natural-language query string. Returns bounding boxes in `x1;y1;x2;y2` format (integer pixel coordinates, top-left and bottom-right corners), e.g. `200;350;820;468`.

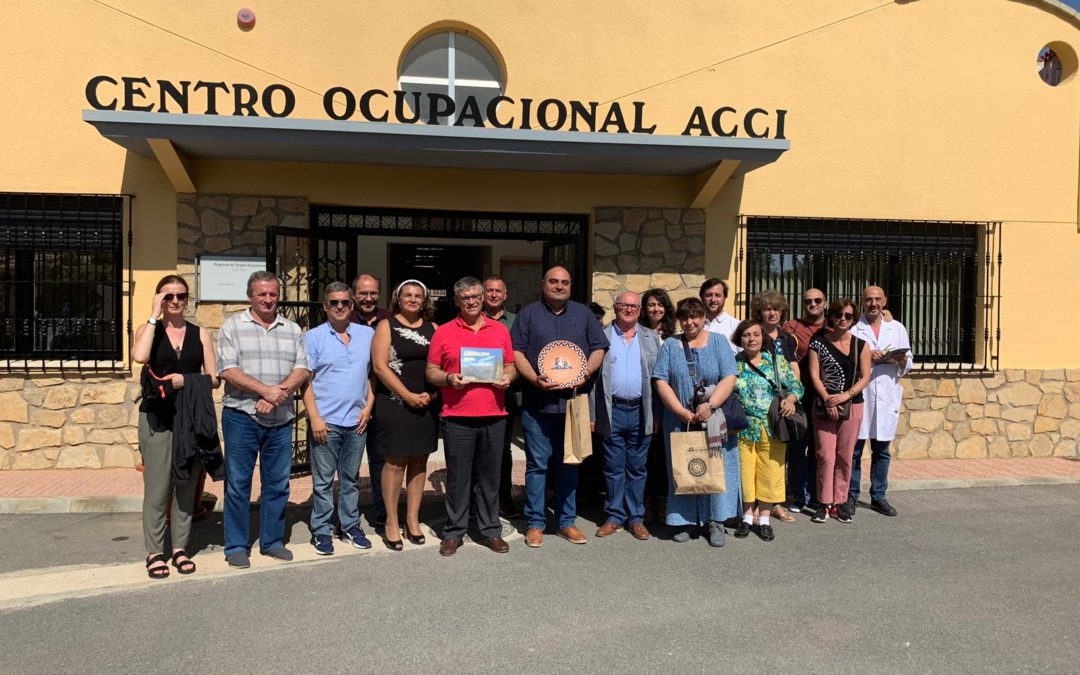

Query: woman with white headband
371;279;440;550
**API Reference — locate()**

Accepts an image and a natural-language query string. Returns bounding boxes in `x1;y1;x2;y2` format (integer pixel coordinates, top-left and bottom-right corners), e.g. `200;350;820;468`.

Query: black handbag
682;336;748;432
746;358;807;443
814;336;859;422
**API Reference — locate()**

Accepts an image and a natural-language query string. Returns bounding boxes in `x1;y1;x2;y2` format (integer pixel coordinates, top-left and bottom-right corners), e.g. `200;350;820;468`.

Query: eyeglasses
327;299;353;308
355;291;378;298
804;298;824;305
833;312;855;320
164;293;188;302
457;292;482;302
614;303;640;311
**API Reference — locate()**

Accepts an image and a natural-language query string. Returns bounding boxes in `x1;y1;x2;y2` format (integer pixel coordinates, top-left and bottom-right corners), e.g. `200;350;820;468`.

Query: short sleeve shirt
510;299;609;414
303;321;374;427
218;309;309;426
428;316;514;417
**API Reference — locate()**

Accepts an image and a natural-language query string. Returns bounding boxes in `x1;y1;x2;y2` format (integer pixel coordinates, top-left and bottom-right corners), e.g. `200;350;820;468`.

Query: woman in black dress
372;280;439;550
130;274;219;579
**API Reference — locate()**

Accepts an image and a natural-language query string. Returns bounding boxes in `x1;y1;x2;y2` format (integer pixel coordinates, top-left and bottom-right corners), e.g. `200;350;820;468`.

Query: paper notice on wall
197;255;267;301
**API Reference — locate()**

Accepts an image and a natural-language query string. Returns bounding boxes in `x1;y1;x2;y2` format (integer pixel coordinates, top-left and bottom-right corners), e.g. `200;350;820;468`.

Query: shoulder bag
682;336;748;432
746;357;807;443
814;336;859;421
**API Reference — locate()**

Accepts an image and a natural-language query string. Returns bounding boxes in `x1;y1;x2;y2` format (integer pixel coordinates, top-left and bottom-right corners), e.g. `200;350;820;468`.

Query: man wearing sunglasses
781;289;829;513
848;286;912;518
302;282;376;555
350;273;391;528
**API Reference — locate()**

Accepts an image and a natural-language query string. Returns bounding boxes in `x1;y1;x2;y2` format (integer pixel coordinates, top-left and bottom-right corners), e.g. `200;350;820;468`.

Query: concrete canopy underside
82;110;788;178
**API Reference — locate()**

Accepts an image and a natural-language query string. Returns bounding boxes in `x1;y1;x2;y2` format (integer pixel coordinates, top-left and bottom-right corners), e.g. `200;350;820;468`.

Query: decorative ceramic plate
537;340;587;388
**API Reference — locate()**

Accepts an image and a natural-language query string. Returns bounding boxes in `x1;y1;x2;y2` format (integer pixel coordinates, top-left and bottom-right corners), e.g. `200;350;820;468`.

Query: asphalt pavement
1;485;1079;673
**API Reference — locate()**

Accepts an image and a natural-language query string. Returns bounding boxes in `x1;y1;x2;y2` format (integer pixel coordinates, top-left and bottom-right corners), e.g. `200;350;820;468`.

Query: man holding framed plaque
510;266;608;548
426;277;516;556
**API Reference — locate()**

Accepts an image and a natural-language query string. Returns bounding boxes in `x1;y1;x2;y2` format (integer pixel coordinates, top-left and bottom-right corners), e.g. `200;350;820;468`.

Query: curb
2;475;1080;514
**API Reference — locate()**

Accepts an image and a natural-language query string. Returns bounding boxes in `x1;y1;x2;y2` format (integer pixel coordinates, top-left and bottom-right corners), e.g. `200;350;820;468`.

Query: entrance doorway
266;206;589;471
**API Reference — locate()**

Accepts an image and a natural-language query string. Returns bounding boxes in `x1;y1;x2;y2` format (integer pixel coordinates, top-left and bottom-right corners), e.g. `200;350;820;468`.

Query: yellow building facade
1;0;1078;469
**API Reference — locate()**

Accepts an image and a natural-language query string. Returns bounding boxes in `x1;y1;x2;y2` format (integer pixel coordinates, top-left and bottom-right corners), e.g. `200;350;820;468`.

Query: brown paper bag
563;391;593;465
670;427;726;495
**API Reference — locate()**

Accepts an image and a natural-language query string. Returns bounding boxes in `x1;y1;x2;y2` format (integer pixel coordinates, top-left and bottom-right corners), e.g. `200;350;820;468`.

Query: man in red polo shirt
426;276;516;556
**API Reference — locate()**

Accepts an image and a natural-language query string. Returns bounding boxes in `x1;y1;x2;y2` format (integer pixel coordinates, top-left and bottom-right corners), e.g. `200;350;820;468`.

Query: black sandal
404;525;426;546
171;551;196;575
145;553;170;580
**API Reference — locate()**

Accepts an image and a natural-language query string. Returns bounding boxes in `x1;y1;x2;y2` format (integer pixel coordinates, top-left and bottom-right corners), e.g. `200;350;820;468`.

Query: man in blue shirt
302;282;376;555
590;291;662;541
511;266;608;547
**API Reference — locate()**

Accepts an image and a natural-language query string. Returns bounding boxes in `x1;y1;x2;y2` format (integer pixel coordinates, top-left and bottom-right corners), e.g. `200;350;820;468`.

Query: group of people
133;265;912;578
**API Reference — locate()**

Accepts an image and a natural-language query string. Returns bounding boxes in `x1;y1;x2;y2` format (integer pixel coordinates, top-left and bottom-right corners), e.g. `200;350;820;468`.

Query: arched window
398;31;504;125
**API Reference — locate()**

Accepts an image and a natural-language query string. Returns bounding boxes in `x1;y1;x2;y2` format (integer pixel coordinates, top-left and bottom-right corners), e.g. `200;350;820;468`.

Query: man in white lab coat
849;286;912;517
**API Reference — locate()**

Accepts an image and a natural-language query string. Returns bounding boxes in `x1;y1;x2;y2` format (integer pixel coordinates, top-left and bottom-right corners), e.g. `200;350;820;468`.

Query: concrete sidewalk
2;457;1080;514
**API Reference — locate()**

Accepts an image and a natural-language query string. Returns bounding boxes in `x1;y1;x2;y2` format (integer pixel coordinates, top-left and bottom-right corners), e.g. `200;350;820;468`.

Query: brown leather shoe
557;525;588;544
772;505;796;523
480;536;510;553
439;538;462;557
525;528;544;548
628;522;651;540
596;522;621;537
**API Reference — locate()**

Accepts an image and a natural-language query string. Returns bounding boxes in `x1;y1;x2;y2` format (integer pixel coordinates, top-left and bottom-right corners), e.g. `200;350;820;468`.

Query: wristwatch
708;402;718;413
147;318;157;325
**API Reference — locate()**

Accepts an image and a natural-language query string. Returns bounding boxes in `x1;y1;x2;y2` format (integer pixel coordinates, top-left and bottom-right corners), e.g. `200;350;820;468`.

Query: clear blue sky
1064;0;1080;11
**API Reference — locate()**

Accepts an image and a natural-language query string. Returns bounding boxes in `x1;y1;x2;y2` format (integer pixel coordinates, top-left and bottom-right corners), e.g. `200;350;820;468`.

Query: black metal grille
737;215;1002;371
0;193;128;372
315;207;584;239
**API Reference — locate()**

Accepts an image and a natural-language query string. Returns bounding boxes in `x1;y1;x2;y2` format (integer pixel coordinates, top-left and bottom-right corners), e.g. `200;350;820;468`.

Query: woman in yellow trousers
731;319;803;542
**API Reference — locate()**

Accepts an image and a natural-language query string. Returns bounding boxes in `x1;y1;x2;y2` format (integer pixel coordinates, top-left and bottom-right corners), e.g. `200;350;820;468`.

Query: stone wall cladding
894;369;1080;459
177;193;308;333
591;207;706;320
0;376;141;470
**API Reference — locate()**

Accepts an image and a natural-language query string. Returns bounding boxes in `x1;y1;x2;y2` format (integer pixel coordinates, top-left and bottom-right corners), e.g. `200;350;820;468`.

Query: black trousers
442;416;506;541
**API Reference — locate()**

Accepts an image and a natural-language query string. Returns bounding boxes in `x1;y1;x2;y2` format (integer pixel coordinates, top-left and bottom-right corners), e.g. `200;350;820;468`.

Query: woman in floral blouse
731;319;803;542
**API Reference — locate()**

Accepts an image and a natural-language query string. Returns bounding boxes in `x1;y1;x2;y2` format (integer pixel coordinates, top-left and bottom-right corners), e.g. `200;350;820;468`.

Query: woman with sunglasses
371;280;440;550
807;299;872;524
131;275;219;579
638;288;676;523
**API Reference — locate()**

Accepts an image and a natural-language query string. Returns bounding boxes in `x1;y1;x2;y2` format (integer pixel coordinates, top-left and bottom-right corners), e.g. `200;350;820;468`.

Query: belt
612;396;642;406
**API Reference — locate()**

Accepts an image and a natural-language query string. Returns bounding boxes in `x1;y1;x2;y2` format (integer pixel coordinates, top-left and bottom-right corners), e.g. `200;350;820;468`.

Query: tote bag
670;424;726;494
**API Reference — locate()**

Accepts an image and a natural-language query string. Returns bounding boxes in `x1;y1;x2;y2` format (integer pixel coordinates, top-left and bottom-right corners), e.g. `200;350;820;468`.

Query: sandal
145;553;170;580
171;551;196;575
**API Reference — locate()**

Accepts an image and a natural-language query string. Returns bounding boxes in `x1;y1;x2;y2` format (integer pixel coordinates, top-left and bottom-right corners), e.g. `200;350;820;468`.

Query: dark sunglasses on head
804;298;824;305
164;293;188;302
327;299;353;308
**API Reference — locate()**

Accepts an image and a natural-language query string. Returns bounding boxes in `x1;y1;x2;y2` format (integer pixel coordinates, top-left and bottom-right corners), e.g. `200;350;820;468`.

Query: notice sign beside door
197;255;266;301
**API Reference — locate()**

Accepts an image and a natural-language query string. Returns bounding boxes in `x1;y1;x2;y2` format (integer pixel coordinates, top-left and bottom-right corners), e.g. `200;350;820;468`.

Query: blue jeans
222;408;293;556
309;422;366;537
521;409;579;530
600;402;651;526
787;415;818;506
850;438;891;502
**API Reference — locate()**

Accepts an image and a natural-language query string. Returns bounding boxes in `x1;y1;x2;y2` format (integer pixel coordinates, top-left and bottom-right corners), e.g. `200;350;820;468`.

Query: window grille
736;215;1001;371
0;193;129;372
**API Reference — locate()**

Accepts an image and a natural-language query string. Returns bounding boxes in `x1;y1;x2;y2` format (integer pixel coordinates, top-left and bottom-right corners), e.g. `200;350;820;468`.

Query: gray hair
323;281;351;304
246;270;281;297
453;276;483;298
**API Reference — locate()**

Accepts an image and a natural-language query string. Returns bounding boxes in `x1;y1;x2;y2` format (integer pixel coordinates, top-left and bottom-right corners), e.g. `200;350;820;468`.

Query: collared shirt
484;307;516;330
608;323;642;400
510;299;609;414
428;315;514;418
218;309;309;426
704;311;739;354
350;306;391;328
303;321;374;427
